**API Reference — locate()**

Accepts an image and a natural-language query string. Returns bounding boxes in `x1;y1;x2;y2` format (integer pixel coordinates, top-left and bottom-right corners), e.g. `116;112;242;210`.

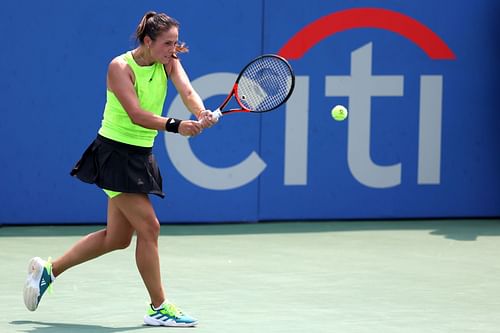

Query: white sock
153;302;166;311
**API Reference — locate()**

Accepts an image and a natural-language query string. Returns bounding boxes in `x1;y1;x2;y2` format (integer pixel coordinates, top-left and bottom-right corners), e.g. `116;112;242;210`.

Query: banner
1;1;498;223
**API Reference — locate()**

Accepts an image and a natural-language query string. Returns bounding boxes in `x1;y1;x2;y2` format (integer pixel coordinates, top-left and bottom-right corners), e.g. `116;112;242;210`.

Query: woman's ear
144;35;152;49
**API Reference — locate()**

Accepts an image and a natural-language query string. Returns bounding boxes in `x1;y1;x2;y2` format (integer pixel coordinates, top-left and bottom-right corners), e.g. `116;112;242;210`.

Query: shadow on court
10;321;151;333
156;219;500;241
1;219;498;241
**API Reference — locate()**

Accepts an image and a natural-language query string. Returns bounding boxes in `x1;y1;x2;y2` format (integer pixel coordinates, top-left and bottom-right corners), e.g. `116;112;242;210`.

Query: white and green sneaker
23;257;54;311
144;302;198;327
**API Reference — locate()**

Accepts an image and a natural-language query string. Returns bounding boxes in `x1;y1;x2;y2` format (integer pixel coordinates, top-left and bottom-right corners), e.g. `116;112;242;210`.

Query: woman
23;11;216;327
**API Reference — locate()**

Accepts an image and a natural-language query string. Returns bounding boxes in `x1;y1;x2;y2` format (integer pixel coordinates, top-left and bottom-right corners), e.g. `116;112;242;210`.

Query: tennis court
2;219;499;333
2;0;500;332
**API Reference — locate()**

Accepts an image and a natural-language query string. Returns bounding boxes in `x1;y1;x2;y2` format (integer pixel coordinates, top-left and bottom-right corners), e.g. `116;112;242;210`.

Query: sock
47;259;56;282
153;301;167;311
153;303;163;311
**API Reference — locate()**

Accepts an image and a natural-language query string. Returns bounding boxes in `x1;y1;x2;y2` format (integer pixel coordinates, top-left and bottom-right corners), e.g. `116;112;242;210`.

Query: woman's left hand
179;120;204;137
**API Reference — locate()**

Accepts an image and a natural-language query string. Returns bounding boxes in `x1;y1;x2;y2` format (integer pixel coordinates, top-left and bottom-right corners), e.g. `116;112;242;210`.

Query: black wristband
165;118;182;133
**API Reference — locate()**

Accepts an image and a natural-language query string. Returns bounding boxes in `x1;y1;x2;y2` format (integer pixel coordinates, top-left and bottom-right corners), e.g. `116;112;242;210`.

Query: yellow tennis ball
331;105;348;121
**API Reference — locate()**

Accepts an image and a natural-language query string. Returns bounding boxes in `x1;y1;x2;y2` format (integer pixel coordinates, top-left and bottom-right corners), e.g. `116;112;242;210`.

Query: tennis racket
209;54;295;121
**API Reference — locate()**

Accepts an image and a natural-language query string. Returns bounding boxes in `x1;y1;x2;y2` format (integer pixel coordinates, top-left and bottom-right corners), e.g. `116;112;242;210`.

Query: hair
135;11;188;55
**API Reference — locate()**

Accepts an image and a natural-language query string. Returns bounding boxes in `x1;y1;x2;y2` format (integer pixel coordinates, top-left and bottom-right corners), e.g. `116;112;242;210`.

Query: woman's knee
136;217;160;241
109;235;133;250
102;229;133;251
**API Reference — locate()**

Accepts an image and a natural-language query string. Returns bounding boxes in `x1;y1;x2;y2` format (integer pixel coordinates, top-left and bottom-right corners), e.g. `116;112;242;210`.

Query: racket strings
237;56;293;112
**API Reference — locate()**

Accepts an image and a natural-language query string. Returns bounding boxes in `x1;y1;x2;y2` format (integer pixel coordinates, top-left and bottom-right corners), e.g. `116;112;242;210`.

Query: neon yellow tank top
98;51;167;147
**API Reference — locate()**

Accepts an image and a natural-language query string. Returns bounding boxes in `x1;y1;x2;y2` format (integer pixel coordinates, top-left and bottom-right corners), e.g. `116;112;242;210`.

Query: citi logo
166;8;455;190
279;8;455;189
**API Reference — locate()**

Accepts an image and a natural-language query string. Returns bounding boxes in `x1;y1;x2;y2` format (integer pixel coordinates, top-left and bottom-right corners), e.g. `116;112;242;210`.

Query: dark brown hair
135;11;188;54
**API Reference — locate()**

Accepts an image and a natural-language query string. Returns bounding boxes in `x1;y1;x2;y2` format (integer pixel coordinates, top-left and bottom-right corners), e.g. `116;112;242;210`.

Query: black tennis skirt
70;134;165;198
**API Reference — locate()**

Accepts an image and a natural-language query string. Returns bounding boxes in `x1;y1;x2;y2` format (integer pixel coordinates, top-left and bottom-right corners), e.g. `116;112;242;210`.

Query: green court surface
1;219;499;333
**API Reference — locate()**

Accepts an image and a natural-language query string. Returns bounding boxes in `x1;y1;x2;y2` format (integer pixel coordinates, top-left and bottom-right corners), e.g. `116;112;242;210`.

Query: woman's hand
178;120;204;136
198;110;219;128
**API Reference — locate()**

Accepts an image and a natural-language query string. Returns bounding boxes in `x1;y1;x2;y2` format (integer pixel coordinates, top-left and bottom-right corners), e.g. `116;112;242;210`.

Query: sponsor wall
1;1;499;223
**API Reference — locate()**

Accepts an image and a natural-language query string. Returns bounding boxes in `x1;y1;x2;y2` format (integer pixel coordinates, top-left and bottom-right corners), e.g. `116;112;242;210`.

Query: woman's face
148;27;179;65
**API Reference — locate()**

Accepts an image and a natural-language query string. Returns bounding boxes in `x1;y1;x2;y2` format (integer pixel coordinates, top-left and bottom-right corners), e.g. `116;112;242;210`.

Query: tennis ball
331;105;348;121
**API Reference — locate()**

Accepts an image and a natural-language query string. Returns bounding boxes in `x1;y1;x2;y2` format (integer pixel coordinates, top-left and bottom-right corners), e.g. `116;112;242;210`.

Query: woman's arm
167;58;205;119
167;59;218;128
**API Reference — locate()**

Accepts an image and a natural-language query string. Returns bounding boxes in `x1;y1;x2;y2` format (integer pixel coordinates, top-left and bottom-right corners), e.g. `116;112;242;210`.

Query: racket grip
212;109;222;120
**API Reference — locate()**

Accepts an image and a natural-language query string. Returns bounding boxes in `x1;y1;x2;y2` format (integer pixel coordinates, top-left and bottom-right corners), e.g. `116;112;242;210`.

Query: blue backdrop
1;0;499;223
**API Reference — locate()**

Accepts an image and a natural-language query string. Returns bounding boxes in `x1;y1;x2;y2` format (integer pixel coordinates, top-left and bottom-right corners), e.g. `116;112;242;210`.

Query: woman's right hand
178;120;204;137
198;110;219;128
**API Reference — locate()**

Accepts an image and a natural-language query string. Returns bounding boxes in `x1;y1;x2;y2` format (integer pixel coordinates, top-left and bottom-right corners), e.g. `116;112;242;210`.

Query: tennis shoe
23;257;54;311
144;302;198;327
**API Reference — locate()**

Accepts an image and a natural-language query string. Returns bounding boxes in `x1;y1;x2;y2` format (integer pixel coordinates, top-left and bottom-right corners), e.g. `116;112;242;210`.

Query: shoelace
160;303;183;318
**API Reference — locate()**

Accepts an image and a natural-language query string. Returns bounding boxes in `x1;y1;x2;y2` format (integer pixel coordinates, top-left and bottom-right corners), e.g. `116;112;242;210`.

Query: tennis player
23;11;216;327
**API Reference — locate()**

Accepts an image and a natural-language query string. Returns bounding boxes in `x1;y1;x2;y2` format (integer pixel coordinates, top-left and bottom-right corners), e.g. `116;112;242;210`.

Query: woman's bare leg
111;193;165;308
51;198;134;277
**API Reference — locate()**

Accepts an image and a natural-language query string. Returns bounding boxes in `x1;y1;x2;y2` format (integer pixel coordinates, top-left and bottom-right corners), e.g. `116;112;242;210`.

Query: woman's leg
111;193;165;308
51;198;134;277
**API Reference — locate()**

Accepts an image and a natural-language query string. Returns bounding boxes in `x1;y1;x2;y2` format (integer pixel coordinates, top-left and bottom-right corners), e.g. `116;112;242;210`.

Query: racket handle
212;109;222;120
